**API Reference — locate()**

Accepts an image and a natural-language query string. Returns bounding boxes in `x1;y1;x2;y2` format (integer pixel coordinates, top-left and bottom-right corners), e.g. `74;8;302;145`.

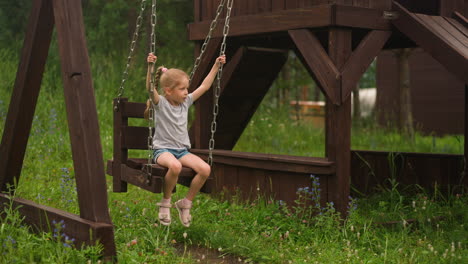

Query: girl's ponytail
144;66;166;120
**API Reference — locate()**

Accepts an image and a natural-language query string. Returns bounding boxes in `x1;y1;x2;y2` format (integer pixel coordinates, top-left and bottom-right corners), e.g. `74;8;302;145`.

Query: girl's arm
146;53;160;104
191;55;226;102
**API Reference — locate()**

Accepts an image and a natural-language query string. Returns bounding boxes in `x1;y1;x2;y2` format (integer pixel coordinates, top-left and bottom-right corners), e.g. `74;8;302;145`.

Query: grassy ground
0;49;467;263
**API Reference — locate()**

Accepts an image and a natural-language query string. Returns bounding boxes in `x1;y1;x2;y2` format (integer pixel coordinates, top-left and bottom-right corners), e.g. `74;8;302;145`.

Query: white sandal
156;202;172;226
175;199;192;227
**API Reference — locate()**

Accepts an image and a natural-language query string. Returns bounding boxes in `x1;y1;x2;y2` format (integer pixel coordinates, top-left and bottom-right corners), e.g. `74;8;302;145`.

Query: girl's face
165;77;189;105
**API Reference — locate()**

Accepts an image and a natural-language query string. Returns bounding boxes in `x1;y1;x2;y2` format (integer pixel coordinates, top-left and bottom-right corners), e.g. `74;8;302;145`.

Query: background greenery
0;0;466;263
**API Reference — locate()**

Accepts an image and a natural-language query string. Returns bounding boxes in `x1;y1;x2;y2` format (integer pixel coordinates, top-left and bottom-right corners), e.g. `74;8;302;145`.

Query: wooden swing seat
106;98;212;193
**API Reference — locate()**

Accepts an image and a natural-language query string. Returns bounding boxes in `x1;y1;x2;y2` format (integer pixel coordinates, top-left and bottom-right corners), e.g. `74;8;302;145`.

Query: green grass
0;48;467;263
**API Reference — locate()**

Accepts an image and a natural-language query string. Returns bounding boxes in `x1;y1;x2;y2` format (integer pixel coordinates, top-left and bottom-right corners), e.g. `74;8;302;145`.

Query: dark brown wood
194;0;201;22
289;29;341;105
445;16;468;39
391;1;468;84
214;47;288;149
440;0;465;17
188;4;391;40
0;0;54;192
341;30;391;102
351;150;467;194
272;0;285;11
334;4;390;30
1;0;116;258
0;194;115;258
376;48;465;135
326;28;352;216
52;0;112;224
113;98;128;192
453;11;468;27
191;149;335;174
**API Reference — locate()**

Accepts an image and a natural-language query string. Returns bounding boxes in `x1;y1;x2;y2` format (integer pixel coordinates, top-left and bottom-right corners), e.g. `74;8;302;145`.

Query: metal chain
189;0;227;83
115;0;148;111
208;0;234;166
145;0;158;184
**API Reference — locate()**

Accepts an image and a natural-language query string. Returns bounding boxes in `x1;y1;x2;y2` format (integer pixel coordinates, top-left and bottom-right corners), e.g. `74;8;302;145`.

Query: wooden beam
52;0;111;224
341;30;391;102
0;0;54;192
188;4;391;40
334;4;391;30
191;149;335;175
289;29;341;105
326;28;352;216
0;194;116;258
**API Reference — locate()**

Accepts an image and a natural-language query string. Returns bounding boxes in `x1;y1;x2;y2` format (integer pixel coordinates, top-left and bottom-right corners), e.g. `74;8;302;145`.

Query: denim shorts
153;148;190;162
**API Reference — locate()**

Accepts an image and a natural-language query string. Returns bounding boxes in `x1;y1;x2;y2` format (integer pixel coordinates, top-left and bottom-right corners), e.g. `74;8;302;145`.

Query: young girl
145;52;226;227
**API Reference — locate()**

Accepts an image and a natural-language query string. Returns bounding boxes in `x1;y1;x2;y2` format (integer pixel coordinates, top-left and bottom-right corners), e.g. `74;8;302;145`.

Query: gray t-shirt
152;94;193;150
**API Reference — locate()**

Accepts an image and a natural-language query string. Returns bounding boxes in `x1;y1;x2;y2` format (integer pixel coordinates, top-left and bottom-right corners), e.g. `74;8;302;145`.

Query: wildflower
183;232;187;239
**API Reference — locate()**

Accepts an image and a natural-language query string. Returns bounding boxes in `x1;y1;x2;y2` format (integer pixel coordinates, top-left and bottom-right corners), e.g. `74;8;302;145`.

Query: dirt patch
176;244;248;263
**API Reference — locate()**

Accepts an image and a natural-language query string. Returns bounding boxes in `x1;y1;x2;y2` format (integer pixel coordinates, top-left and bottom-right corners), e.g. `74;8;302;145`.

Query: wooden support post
326;28;352;216
0;0;54;192
113;98;128;192
52;0;112;225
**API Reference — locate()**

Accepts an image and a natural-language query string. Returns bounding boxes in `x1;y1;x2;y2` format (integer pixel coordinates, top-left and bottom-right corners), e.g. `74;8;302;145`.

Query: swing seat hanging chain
115;0;148;112
145;0;158;184
208;0;234;166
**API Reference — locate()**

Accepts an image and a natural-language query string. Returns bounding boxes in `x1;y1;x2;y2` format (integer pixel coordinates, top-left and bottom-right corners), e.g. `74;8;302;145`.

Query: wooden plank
326;28;352;216
0;194;116;258
189;4;391;40
285;0;299;9
353;0;370;8
121;164;163;193
121;100;146;118
369;0;391;10
444;17;468;39
391;1;468;84
271;0;285;11
191;149;335;174
189;5;333;40
453;11;468;27
440;0;465;17
334;4;391;30
52;0;112;224
123;126;150;150
0;0;54;192
424;15;468;51
289;29;341;105
194;0;202;22
258;0;272;13
112;98;128;192
341;30;391;102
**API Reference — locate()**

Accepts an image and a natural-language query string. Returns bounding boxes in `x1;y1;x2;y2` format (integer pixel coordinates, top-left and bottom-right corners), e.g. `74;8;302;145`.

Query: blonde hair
144;66;189;119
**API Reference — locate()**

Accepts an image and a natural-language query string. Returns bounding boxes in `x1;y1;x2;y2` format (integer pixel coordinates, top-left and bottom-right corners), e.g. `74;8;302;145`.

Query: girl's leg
155;152;182;226
179;153;211;201
156;152;182;199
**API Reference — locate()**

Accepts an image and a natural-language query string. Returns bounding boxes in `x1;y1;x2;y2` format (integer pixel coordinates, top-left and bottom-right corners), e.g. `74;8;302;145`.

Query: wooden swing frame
0;0;116;258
